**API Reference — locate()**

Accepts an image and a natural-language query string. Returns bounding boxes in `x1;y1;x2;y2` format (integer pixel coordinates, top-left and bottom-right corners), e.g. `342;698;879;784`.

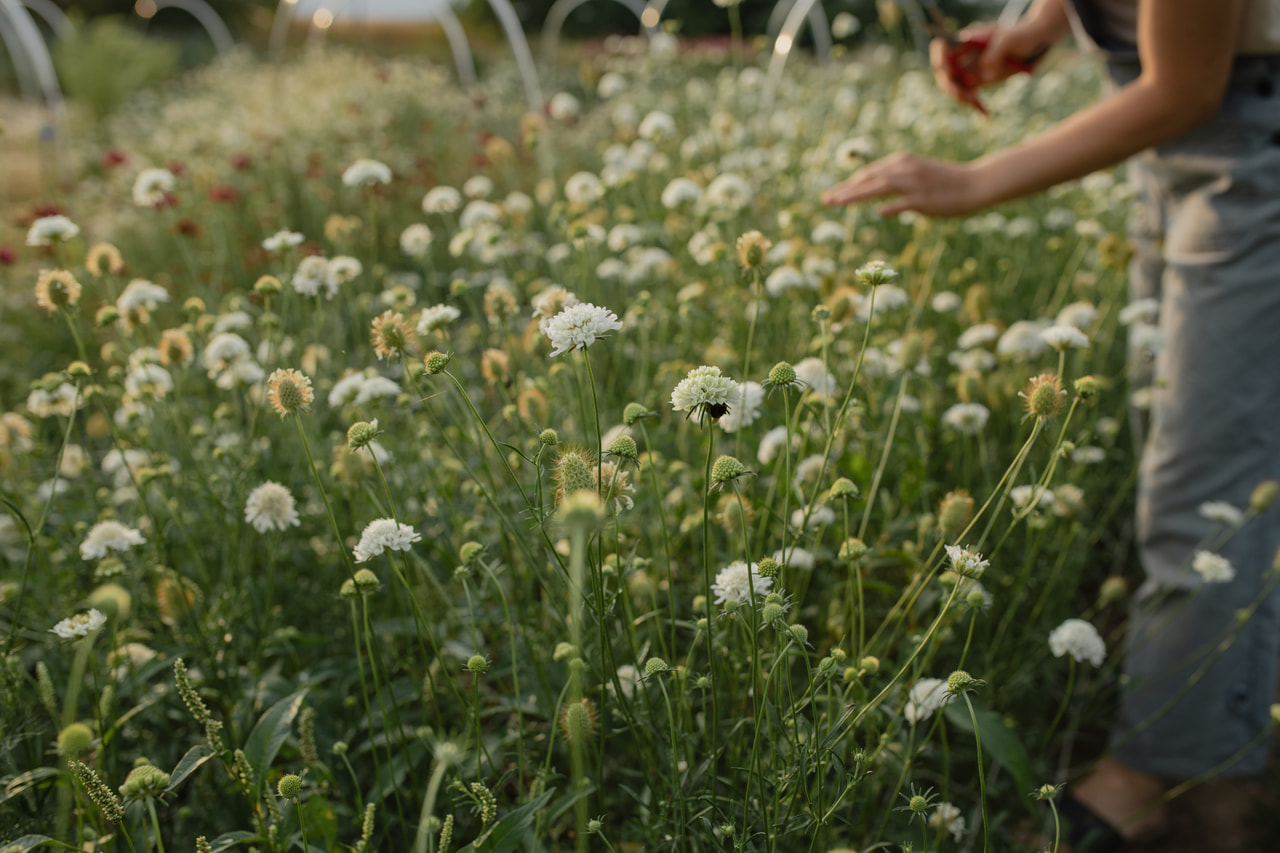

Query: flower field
0;37;1207;852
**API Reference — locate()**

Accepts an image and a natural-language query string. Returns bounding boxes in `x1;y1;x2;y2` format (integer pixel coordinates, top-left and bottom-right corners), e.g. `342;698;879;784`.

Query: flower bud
1250;480;1279;514
277;774;302;799
767;361;797;387
424;351;451;375
607;435;638;460
346;419;379;451
58;722;94;756
644;657;669;676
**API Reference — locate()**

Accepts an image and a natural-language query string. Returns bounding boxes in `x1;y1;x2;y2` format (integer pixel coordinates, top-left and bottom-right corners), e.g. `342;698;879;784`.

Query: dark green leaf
944;698;1033;807
206;831;265;853
0;836;80;852
166;744;215;794
457;788;555;853
2;767;62;803
243;688;307;795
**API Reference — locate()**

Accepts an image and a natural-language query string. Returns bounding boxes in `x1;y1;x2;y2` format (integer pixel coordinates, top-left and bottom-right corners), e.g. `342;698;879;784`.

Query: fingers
822;154;915;208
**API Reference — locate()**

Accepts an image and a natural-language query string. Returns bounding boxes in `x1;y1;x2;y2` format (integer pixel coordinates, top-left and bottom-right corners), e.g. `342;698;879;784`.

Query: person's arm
823;0;1244;217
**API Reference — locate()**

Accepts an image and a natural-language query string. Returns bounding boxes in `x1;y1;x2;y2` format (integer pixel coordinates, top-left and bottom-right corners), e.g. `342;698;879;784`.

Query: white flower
904;677;951;724
423;186;463;214
341;158;392;187
597;72;627;98
638;110;677;141
1198;501;1244;527
26;214;80;246
1192;550;1235;583
262;230;304;252
543;303;622;357
460;200;500;228
856;260;898;286
117;279;170;312
417;304;462;335
353;376;401;406
399;223;434;259
757;425;794;465
215;359;264;390
997;320;1050;359
1119;298;1159;326
1129;323;1166;357
565;171;604;206
1040;324;1090;351
291;255;329;297
704;173;753;212
548;91;581;121
1056;301;1098;330
764;265;814;297
711;560;772;604
27;383;80;418
124;363;173;399
661;178;702;210
957;323;1000;350
245;482;301;533
1048;618;1106;666
353;518;422;563
811;220;846;245
942;402;990;435
834;135;874;168
1072;446;1107;464
671;365;740;422
773;545;816;570
463;175;494;199
945;545;988;579
1010;485;1056;514
931;291;962;313
929;803;966;843
325;256;363;296
212;311;253;335
50;609;107;639
790;504;835;530
203;333;252;376
132;168;175;207
718;381;764;433
856;284;910;321
612;663;640;698
794;358;839;396
80;520;146;560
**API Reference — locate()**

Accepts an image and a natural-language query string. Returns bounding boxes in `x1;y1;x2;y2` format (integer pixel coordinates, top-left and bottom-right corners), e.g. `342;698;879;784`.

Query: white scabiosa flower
203;333;252;376
810;220;846;245
353;376;401;406
26;214;80;246
757;425;793;465
1072;446;1107;465
124;363;173;399
764;265;813;297
27;383;80;418
1056;301;1098;330
671;365;740;423
291;255;328;297
548;91;581;121
704;173;753;213
399;224;434;259
711;560;772;605
942;402;990;435
597;71;627;98
1192;550;1235;583
341;158;392;187
773;545;817;570
417;304;462;335
612;663;640;698
80;520;146;560
132;168;175;207
718;381;765;433
1129;323;1166;357
660;177;702;210
957;323;1000;350
325;256;363;297
904;677;951;724
262;230;304;252
50;609;107;639
463;175;494;199
565;171;604;206
245;482;301;533
1119;298;1159;326
117;279;170;312
944;545;988;579
1010;485;1056;514
543;303;622;357
423;186;463;214
1040;324;1090;351
931;291;962;313
929;803;966;843
790;505;836;530
1198;501;1244;527
638;110;677;141
353;518;422;563
793;358;839;397
1049;618;1106;666
459;200;500;228
996;320;1050;360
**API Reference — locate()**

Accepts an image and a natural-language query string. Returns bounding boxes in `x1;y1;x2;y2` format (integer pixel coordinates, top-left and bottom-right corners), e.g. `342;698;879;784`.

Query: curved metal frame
540;0;653;66
139;0;236;56
764;0;832;64
20;0;71;38
0;0;62;107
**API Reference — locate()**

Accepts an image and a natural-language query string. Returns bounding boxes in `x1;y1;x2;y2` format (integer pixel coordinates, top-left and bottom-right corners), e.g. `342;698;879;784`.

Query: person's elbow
1143;76;1229;138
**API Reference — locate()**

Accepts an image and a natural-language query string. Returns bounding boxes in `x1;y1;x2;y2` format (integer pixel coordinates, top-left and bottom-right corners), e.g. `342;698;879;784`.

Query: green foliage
52;17;178;125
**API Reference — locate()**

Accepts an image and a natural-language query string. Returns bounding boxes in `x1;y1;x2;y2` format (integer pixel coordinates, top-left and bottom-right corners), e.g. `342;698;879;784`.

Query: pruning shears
924;1;1046;116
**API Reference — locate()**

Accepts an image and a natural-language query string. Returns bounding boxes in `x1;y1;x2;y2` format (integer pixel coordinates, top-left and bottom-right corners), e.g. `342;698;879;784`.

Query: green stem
962;693;990;853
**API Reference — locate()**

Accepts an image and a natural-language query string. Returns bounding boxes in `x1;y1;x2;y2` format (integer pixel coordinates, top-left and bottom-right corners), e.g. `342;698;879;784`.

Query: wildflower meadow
3;27;1276;853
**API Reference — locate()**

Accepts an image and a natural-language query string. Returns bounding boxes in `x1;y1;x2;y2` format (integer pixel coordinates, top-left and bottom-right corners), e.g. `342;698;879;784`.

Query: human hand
820;152;988;218
930;23;1046;109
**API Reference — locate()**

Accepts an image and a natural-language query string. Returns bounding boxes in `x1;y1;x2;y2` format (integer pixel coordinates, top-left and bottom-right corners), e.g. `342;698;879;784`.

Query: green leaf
457;788;555;853
2;767;62;804
944;698;1033;807
242;688;307;796
0;495;34;543
206;831;265;853
0;836;81;852
166;744;215;795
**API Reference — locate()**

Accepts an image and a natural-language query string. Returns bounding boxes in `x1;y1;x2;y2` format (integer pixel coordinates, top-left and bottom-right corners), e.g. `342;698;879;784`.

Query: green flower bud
622;403;652;425
710;454;747;486
277;774;302;800
424;351;451;375
767;361;797;387
607;435;638;460
539;428;559;446
58;723;94;756
643;657;669;676
119;764;171;799
466;655;489;674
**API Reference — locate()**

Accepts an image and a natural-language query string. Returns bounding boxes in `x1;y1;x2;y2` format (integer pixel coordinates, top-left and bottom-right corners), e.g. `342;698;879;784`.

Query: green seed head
938;490;974;536
828;477;859;500
607;435;638;460
553;642;579;662
1074;375;1099;399
860;655;880;674
908;794;928;814
346;420;379;451
643;657;669;676
119;764;171;799
353;569;381;595
788;624;809;644
761;602;785;623
1251;480;1279;514
838;538;867;561
756;557;780;579
562;700;593;746
423;351;451;375
710;454;747;486
767;361;797;387
539;428;559;446
466;655;489;674
556;489;606;531
459;542;484;565
58;723;94;756
254;275;282;296
586;818;603;834
946;670;980;695
277;774;302;800
623;402;652;425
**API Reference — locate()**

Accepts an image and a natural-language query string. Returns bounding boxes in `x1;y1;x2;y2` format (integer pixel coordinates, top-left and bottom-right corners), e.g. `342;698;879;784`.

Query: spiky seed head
353;569;381;595
119;764;171;799
711;454;747;486
459;542;484;565
767;361;797;387
938;489;974;536
1251;480;1279;514
1021;372;1066;419
756;556;779;578
736;230;771;269
829;477;859;500
58;723;94;756
561;699;595;745
466;655;489;674
839;537;867;561
1074;375;1099;399
254;275;282;296
424;351;451;375
622;402;652;425
644;657;669;676
277;774;302;799
346;419;379;451
607;435;638;460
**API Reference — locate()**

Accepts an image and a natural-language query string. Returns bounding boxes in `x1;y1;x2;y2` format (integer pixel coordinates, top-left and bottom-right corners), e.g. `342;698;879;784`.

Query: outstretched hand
820;152;988;218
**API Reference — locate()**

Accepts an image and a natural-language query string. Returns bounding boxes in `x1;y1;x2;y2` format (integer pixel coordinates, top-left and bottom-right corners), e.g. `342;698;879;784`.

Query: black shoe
1058;793;1127;853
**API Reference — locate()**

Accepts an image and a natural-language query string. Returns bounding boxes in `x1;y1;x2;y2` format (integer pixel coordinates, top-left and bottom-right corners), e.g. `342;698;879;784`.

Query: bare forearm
1020;0;1072;46
969;80;1214;206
